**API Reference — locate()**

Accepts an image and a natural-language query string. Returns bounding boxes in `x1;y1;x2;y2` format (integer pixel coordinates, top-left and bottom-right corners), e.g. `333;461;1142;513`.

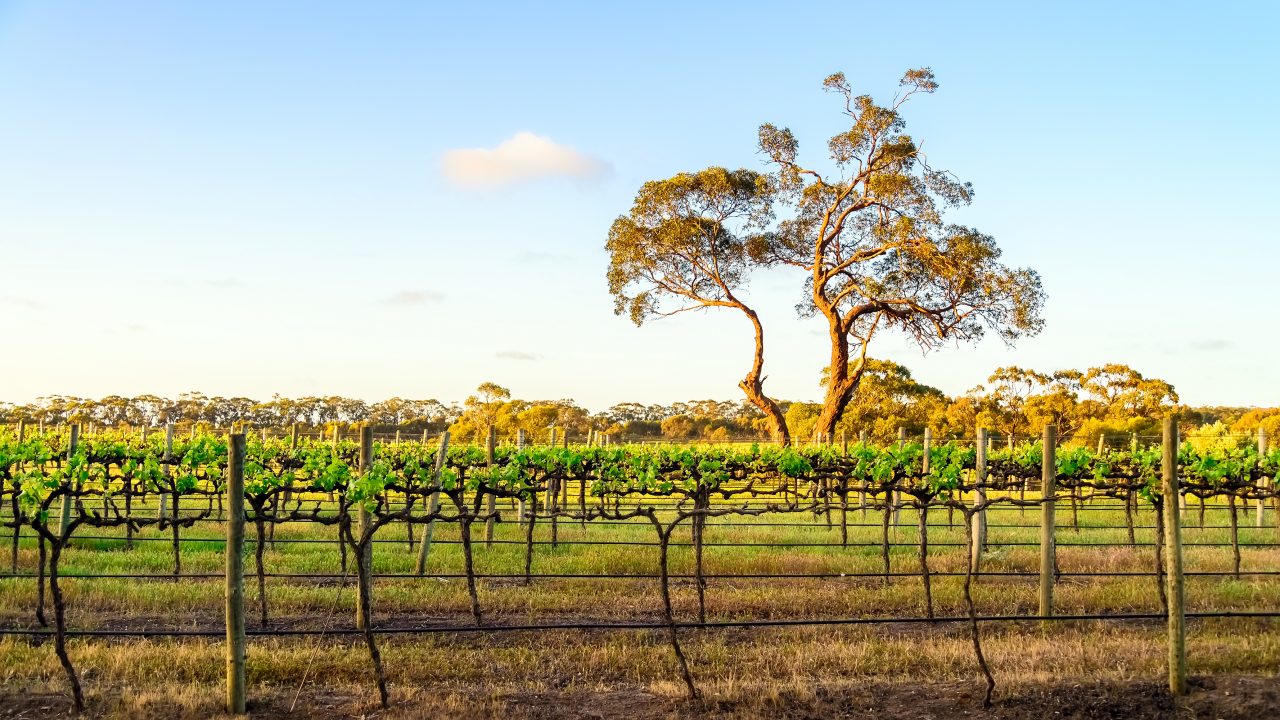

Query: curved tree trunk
737;307;790;445
813;321;868;437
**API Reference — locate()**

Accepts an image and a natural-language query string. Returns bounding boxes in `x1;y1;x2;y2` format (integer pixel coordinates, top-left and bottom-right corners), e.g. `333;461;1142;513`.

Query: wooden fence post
920;428;931;534
17;420;25;442
415;432;450;574
892;427;906;527
971;426;988;572
225;433;247;715
1162;416;1187;695
857;430;869;514
355;426;374;630
485;425;497;547
160;424;174;520
516;429;527;524
57;425;80;539
1257;428;1267;527
1040;424;1057;624
549;427;558;448
922;428;932;472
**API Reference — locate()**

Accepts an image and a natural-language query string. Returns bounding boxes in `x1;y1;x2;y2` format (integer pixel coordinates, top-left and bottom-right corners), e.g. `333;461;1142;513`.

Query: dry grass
1;501;1278;717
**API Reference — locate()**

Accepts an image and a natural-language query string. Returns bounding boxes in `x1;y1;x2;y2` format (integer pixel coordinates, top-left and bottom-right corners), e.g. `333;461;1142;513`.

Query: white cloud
381;290;444;306
442;132;608;188
1188;339;1232;352
496;350;542;361
1;295;41;310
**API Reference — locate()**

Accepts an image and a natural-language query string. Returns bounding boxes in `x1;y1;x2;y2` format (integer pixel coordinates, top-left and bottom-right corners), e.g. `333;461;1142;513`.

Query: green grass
1;498;1278;717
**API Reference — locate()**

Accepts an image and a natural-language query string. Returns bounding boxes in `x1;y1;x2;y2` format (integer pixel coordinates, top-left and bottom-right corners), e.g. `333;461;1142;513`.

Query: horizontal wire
2;570;1278;581
33;535;1280;548
2;611;1277;638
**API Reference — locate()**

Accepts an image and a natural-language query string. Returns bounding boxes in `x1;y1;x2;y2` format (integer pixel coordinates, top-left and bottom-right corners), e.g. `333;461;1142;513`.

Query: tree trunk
813;323;864;437
737;307;790;445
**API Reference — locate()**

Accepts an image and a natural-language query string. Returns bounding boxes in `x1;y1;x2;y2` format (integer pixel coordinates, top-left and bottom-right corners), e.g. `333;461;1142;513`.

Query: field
1;428;1279;718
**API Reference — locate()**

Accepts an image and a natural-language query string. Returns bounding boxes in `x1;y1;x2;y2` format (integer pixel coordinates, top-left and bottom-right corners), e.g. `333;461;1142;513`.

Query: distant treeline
2;361;1273;446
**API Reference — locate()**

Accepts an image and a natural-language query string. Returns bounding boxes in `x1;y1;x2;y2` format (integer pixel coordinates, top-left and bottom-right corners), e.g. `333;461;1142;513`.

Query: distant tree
827;359;948;442
660;415;698;440
607;167;791;445
971;366;1054;443
783;402;822;442
1021;373;1084;436
448;383;514;441
603;402;649;425
752;68;1045;437
1229;409;1280;439
938;396;981;439
516;404;560;441
1078;364;1178;421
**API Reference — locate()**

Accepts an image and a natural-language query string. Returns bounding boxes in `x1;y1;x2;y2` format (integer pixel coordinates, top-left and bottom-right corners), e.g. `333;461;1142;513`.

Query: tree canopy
606;167;790;443
751;68;1045;435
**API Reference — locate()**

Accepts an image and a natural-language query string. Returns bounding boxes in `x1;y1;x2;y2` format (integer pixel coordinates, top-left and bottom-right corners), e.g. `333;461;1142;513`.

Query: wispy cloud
1188;339;1232;352
1;295;41;310
381;290;445;306
208;278;243;289
442;132;609;189
496;350;542;361
513;250;568;264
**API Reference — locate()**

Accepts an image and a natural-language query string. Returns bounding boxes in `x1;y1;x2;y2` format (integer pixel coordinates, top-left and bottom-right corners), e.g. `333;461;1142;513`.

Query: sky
1;1;1277;410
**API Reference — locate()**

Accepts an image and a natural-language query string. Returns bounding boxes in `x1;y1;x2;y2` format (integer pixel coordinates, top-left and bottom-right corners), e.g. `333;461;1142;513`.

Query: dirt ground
2;676;1277;720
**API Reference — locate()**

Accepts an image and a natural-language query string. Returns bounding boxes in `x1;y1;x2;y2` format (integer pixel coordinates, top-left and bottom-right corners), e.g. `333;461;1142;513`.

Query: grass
1;498;1278;717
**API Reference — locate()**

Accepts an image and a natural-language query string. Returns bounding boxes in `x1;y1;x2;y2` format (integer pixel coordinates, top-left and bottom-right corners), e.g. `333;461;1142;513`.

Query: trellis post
159;424;174;519
971;426;988;572
225;433;247;714
1257;428;1267;527
516;429;528;524
1162;416;1187;695
1040;424;1057;624
415;431;450;574
57;425;80;539
484;425;497;547
356;426;374;630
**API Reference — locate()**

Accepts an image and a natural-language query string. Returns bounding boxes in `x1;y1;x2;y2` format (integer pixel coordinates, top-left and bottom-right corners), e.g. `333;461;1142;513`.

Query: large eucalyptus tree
606;167;790;444
752;68;1045;436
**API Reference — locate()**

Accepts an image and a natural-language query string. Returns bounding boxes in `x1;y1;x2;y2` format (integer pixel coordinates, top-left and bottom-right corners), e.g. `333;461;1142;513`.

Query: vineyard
2;422;1279;717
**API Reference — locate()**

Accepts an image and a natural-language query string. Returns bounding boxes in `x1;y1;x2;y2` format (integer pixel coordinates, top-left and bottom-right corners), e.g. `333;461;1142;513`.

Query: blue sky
1;1;1276;409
